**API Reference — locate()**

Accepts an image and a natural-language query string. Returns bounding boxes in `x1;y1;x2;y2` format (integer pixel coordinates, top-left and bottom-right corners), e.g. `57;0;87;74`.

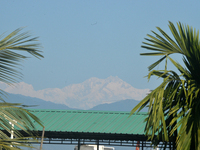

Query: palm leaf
131;21;200;149
0;28;44;149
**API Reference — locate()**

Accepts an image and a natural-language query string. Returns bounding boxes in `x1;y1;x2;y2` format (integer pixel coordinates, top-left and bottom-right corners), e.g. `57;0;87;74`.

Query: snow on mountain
0;76;150;109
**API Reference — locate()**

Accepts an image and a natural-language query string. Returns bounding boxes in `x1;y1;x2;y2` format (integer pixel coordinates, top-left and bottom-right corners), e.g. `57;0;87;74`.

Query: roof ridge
28;109;147;115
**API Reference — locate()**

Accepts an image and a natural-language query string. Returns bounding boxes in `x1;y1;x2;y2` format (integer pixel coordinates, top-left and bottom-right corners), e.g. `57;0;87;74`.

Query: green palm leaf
0;28;44;149
131;21;200;150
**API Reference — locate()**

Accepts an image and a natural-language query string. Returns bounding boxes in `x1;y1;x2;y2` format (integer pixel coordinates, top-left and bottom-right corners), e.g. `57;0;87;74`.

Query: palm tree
0;28;44;149
131;21;200;150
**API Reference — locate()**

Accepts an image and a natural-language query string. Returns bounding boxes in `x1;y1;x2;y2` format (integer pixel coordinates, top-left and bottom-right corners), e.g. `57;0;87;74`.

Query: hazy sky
1;1;199;92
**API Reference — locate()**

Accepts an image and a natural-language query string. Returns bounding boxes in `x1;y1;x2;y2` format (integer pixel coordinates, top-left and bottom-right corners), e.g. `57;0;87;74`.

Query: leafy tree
131;21;200;149
0;28;43;149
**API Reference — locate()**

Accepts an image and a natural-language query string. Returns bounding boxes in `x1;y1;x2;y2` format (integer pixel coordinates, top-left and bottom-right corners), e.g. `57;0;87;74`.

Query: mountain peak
105;76;122;82
83;76;121;83
0;77;150;110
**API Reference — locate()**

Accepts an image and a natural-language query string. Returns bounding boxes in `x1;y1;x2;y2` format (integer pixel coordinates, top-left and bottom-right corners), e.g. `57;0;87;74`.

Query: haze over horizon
0;76;150;109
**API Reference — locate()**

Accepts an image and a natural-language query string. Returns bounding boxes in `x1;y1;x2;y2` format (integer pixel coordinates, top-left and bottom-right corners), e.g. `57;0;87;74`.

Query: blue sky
0;1;199;92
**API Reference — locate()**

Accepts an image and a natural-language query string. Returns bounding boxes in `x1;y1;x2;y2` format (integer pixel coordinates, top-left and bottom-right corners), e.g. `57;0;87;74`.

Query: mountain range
89;99;148;112
0;76;150;110
2;93;73;110
2;93;148;112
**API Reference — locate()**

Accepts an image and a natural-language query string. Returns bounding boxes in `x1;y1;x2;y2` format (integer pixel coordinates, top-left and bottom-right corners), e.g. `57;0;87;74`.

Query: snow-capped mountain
0;76;150;109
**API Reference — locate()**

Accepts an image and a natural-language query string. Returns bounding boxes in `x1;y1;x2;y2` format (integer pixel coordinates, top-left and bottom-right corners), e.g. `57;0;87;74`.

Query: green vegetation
131;21;200;149
0;28;43;149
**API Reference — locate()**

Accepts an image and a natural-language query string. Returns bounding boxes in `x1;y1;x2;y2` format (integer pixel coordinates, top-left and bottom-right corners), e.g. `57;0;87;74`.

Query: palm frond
0;28;43;84
0;28;44;149
132;21;200;149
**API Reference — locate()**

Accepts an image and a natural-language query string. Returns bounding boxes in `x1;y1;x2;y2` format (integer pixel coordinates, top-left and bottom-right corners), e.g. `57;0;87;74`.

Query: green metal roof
31;109;147;134
30;109;148;141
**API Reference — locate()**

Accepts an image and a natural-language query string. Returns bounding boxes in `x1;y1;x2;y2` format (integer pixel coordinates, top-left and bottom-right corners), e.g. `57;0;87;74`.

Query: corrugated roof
30;109;147;135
